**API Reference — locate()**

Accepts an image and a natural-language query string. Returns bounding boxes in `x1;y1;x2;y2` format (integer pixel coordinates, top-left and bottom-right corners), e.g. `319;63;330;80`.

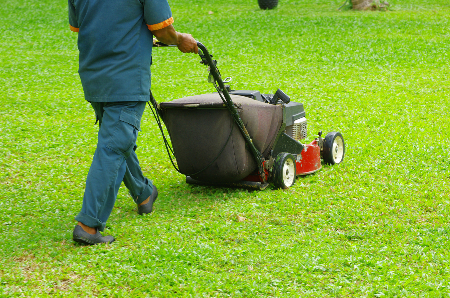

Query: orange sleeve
147;17;174;31
70;25;79;32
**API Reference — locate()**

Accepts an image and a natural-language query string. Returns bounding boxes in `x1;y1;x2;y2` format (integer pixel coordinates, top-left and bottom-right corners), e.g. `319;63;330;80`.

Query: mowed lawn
0;0;449;296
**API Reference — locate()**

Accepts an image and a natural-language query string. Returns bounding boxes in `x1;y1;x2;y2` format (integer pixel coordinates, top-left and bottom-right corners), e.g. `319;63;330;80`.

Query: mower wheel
322;132;345;165
273;152;296;189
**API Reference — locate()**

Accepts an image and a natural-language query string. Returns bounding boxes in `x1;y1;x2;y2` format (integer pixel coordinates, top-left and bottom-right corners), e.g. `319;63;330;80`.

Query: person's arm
151;25;198;54
68;0;79;32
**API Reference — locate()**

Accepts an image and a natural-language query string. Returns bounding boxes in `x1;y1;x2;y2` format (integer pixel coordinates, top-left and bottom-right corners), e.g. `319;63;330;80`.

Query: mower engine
286;117;307;141
229;89;308;141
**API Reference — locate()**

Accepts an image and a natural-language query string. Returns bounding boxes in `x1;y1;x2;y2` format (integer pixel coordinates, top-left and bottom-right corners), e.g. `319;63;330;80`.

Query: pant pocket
106;108;141;158
119;108;141;131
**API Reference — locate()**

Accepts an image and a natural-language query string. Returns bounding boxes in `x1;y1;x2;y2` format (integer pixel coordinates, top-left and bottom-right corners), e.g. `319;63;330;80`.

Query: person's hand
151;25;198;54
176;33;198;54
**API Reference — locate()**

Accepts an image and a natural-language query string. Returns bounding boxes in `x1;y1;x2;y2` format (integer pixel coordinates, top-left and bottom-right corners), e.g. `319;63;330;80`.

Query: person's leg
74;101;145;236
123;146;155;206
123;147;158;215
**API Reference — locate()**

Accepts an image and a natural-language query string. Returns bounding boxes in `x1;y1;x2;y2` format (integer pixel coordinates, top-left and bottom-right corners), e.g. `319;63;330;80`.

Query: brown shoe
138;185;158;215
73;225;115;245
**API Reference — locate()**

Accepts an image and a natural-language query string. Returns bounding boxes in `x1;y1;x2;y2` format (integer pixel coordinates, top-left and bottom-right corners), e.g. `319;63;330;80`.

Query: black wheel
322;132;345;165
273;152;296;189
258;0;278;9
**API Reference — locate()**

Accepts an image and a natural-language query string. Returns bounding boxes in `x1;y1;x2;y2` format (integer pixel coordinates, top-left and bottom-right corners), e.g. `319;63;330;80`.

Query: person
68;0;198;245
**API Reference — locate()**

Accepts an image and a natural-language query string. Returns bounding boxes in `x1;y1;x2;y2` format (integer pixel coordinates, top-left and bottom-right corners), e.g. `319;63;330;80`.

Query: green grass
1;0;450;296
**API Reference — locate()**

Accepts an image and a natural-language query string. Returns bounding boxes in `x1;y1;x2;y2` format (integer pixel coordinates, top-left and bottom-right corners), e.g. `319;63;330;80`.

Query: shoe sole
73;235;115;245
73;226;115;245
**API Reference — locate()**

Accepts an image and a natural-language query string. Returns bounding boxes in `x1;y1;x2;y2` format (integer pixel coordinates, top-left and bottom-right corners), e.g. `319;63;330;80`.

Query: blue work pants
75;101;154;231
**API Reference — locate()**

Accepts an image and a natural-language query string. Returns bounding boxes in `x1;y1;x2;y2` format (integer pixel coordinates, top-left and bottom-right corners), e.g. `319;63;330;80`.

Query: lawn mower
150;42;345;190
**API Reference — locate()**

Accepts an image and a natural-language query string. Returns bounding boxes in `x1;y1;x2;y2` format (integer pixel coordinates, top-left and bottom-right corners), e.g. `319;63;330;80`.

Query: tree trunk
352;0;374;10
352;0;389;10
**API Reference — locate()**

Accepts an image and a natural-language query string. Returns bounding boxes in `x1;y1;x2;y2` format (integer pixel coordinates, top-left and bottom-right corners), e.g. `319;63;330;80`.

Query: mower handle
152;40;176;47
151;40;211;53
196;41;266;181
152;40;203;55
152;40;201;52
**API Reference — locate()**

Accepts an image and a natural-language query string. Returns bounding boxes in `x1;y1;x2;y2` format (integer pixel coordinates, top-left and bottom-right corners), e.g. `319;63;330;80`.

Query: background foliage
0;0;449;296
